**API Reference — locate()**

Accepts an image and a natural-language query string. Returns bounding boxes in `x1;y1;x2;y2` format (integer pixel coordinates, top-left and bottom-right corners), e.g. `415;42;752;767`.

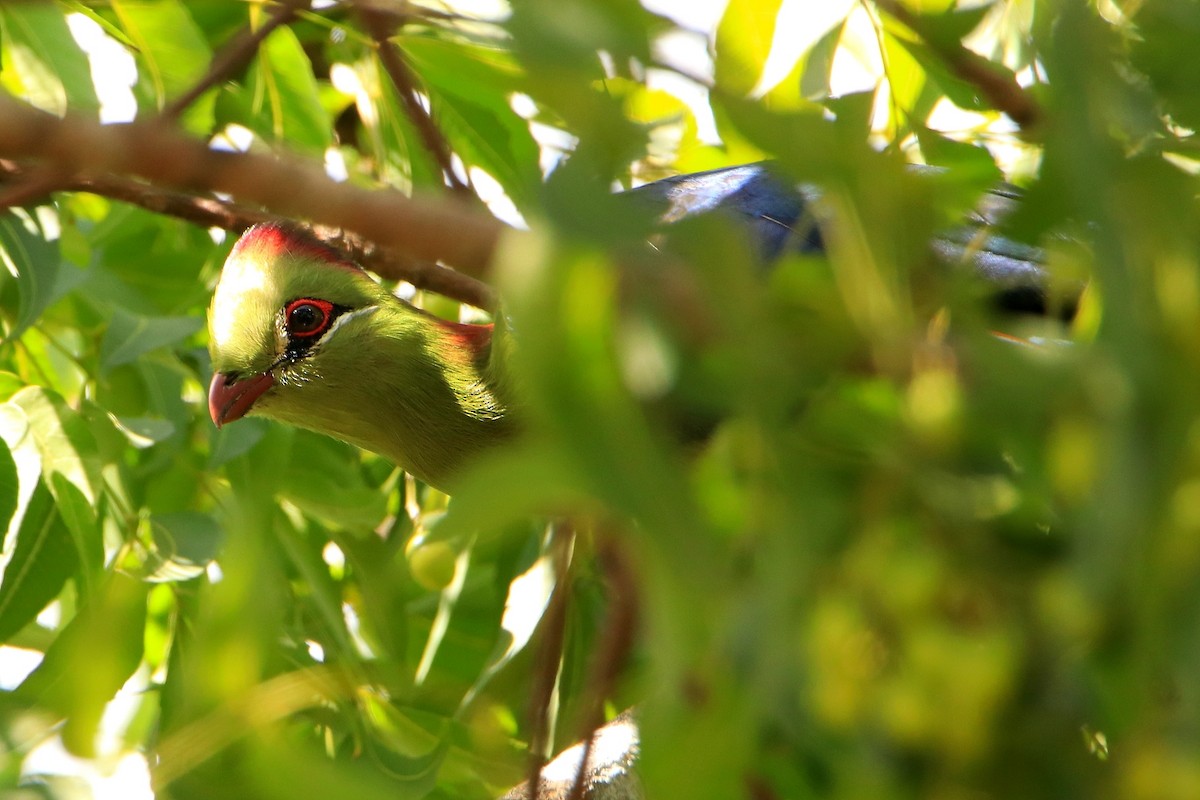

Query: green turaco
207;222;514;490
208;165;1055;491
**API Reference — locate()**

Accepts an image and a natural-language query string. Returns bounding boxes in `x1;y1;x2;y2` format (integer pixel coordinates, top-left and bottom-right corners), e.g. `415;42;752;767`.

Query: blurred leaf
459;536;558;711
0;3;99;114
1130;1;1200;131
110;0;214;130
209;416;270;468
889;33;1006;114
99;308;203;372
0;208;62;342
279;433;389;528
915;126;1003;184
0;480;75;645
715;0;783;96
112;415;177;448
145;511;222;582
800;20;847;102
14;572;147;757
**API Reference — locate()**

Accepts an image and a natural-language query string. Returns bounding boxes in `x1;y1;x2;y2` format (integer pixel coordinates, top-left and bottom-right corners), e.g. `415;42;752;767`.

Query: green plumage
208;224;514;490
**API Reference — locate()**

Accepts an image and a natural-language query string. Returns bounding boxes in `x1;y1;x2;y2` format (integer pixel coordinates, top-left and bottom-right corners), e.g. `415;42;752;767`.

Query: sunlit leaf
0;208;62;342
715;0;783;96
14;572;147;756
0;3;98;114
244;24;332;153
110;0;214;130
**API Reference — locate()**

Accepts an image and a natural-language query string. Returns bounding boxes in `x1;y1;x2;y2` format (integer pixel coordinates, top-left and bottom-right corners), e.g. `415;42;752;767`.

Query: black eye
285;298;334;338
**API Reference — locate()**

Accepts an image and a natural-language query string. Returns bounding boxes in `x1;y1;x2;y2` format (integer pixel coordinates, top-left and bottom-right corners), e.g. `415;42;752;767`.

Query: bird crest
231;222;364;274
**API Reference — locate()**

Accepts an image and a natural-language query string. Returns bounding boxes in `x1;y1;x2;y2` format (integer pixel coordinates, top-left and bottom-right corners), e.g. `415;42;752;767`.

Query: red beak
208;371;274;427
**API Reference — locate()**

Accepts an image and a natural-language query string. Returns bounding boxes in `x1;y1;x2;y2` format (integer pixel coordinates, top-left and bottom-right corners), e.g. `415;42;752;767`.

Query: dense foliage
0;0;1198;798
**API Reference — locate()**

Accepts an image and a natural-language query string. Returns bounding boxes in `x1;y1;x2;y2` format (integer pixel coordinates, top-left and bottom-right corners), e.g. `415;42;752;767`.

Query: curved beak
209;371;274;427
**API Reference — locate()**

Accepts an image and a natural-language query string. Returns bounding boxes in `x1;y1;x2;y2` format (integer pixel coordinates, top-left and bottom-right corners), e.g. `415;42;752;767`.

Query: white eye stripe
315;304;379;348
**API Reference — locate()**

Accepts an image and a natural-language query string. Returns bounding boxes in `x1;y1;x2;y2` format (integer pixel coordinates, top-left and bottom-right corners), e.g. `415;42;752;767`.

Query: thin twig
873;0;1042;130
161;0;308;121
524;522;576;799
567;533;639;800
356;3;474;199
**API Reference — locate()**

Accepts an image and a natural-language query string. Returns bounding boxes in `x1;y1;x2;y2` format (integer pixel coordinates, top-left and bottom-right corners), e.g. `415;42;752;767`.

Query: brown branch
873;0;1042;130
567;535;639;800
498;528;643;800
523;522;576;800
356;3;474;199
0;159;497;309
0;164;70;209
161;0;308;122
0;94;508;276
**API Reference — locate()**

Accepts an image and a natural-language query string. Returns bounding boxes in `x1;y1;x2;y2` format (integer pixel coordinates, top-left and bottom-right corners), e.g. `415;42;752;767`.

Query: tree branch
0;159;498;309
0;94;509;276
873;0;1043;130
522;522;576;800
357;2;474;199
567;535;639;800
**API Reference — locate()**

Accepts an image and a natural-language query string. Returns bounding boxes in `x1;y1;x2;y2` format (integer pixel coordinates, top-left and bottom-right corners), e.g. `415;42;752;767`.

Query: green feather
208;224;515;490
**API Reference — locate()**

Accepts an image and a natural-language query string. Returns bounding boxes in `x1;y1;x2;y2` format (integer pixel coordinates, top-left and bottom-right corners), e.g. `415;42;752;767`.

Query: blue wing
625;163;1066;316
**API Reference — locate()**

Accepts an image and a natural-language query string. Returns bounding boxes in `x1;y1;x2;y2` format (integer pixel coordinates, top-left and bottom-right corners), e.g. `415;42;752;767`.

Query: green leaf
401;36;542;206
99;308;203;371
346;55;443;192
0;405;64;647
890;34;1007;113
0;372;26;402
906;3;996;49
799;21;846;101
10;388;104;594
0;3;99;114
11;387;101;508
145;511;222;582
715;0;783;96
279;433;389;528
915;126;1003;185
110;0;214;130
86;207;214;313
0;480;75;645
0;435;18;537
247;25;332;153
209;417;270;468
14;572;147;757
112;415;177;447
0;208;63;342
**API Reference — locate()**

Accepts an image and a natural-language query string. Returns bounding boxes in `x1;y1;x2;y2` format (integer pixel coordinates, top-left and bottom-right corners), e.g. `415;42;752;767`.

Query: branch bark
0;159;498;309
0;94;509;277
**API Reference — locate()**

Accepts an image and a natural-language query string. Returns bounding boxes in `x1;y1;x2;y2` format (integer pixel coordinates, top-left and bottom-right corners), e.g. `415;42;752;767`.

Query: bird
207;162;1056;490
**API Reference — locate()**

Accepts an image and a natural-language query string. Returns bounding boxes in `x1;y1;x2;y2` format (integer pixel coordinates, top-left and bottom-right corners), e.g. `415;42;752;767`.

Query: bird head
207;223;512;489
207;223;393;429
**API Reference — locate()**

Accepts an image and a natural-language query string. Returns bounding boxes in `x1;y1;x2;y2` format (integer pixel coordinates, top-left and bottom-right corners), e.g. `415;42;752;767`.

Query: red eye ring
284;298;334;338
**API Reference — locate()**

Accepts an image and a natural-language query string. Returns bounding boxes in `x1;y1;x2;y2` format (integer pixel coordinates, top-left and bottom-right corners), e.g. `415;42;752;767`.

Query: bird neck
354;303;515;489
269;300;516;491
